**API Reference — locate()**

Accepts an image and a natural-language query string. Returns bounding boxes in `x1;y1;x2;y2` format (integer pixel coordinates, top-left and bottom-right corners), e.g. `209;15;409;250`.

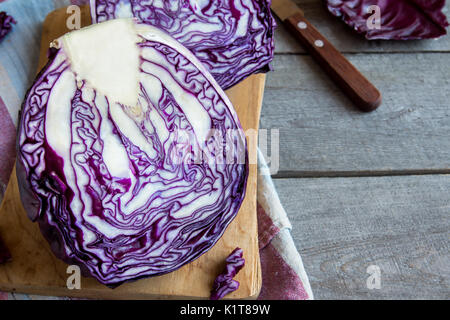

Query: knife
271;0;382;112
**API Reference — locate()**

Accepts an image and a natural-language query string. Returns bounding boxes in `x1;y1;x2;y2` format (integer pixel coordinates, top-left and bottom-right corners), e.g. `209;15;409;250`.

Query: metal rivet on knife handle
314;40;324;48
297;22;307;29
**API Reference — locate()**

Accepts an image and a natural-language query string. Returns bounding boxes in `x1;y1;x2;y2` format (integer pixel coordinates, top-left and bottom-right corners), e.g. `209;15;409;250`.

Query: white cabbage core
62;19;140;107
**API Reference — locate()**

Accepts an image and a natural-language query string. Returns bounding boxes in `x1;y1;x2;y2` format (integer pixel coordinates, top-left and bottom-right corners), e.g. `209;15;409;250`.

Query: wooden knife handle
285;13;382;112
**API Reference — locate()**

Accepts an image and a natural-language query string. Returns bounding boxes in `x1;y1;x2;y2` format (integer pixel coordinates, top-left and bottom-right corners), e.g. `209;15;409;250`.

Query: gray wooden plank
273;175;450;299
260;53;450;176
274;0;450;53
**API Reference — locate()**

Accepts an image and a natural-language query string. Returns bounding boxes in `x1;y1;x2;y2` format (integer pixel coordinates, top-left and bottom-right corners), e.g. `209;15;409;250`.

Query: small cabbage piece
210;247;245;300
90;0;276;90
17;18;248;286
0;11;16;43
326;0;449;40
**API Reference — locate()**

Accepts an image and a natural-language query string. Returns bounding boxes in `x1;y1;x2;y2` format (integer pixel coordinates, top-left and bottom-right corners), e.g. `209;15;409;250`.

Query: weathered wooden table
265;0;450;299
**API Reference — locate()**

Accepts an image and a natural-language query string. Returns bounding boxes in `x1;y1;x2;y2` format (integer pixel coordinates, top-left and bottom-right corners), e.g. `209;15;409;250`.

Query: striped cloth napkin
0;0;313;300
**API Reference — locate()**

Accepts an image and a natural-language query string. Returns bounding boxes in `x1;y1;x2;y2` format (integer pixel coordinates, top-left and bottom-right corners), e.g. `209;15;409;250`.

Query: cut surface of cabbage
17;18;248;286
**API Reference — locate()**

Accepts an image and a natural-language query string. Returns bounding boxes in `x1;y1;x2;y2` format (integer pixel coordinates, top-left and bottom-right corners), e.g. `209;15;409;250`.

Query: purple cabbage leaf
17;19;248;286
210;247;245;300
326;0;449;40
90;0;276;90
0;11;16;43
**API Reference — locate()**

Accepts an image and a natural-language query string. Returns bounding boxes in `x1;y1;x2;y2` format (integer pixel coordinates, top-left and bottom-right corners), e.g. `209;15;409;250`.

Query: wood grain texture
261;53;450;176
275;0;450;54
268;1;450;300
0;6;263;299
274;176;450;300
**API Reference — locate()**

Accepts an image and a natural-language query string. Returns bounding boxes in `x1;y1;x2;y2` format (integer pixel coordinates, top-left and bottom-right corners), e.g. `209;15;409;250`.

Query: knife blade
271;0;382;112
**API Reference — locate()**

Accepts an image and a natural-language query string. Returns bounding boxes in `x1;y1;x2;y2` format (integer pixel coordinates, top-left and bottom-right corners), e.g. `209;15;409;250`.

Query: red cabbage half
90;0;276;90
17;18;248;286
326;0;449;40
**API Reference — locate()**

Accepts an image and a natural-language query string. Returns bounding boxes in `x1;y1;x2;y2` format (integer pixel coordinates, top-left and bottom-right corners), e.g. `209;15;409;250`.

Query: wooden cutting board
0;6;265;299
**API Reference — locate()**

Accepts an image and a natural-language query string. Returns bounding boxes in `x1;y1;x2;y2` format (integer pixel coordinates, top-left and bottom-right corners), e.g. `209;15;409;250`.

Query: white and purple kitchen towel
0;0;313;300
